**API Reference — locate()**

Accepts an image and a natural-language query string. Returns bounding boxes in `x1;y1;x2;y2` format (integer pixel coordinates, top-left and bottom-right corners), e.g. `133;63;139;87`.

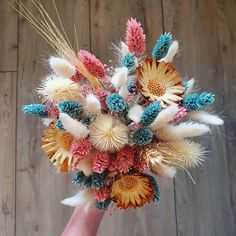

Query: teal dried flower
84;175;93;188
127;81;137;93
152;32;172;60
149;175;160;203
91;171;108;189
55;119;64;130
82;115;92;125
96;199;111;211
58;101;83;117
23;104;48;117
140;102;161;126
133;127;153;145
106;93;128;113
183;92;215;111
72;171;86;185
120;53;136;73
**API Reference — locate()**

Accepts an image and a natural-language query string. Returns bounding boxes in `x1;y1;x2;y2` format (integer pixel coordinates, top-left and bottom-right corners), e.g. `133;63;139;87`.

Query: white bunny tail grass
151;164;176;178
118;85;129;99
128;104;144;123
163;140;206;168
111;67;128;89
85;94;101;113
161;41;179;63
111;41;129;60
42;118;54;127
37;75;81;103
61;189;95;212
189;111;224;126
60;113;89;139
49;57;76;78
150;104;179;131
158;122;210;141
184;78;195;95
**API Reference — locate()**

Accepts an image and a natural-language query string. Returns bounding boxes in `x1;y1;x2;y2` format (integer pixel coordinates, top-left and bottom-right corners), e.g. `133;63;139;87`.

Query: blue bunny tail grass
106;93;128;113
183;92;215;111
127;80;137;93
140;102;161;126
149;175;160;203
55;118;64;130
91;171;108;189
23;104;48;117
72;171;87;185
96;199;112;211
133;127;153;146
120;53;136;74
152;32;172;60
58;101;83;117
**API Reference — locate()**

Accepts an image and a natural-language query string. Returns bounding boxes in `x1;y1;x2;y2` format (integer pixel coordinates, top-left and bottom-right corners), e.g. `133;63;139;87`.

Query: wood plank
90;1;177;235
162;0;236;235
0;1;18;71
16;1;90;235
0;72;16;236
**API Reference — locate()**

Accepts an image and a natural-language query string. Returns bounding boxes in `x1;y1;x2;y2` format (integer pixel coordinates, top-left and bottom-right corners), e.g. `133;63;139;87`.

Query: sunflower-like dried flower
137;58;185;108
111;174;153;209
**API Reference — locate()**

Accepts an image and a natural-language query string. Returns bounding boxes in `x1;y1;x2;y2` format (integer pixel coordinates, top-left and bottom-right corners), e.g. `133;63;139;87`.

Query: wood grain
163;0;236;235
90;1;176;235
0;1;18;72
0;72;16;236
16;1;89;235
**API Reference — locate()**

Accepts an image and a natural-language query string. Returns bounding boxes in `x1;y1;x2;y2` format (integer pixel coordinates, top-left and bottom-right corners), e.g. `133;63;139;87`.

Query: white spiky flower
37;75;81;103
89;114;129;152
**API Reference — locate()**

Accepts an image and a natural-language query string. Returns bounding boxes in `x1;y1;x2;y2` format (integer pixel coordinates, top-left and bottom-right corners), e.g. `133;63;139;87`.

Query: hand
61;205;104;236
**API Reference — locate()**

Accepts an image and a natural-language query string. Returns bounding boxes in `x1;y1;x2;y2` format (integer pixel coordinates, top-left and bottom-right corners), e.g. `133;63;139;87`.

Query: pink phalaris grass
70;69;84;83
79;84;95;98
78;50;105;78
92;151;110;173
116;145;135;173
173;107;188;123
93;187;110;202
70;139;92;161
125;18;146;57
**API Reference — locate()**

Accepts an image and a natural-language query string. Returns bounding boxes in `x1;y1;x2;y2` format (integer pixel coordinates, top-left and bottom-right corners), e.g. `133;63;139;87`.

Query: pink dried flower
117;145;135;173
173;107;188;123
128;122;140;130
93;187;110;202
101;75;112;88
125;18;146;57
108;154;118;172
44;102;59;117
78;50;105;78
79;84;95;98
70;69;84;83
70;139;92;161
133;155;147;172
92;151;110;173
94;88;109;109
127;93;136;105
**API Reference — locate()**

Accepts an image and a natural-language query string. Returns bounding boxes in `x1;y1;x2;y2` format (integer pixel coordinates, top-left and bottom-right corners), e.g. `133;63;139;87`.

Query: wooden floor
0;0;236;235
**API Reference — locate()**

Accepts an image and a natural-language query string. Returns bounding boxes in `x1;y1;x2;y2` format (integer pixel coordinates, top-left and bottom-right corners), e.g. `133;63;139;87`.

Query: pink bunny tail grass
93;187;110;202
78;50;105;79
92;151;110;173
173;107;188;123
70;139;93;160
125;18;146;57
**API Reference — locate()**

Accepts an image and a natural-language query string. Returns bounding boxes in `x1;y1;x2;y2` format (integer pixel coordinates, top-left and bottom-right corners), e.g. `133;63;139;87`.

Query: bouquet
20;1;223;211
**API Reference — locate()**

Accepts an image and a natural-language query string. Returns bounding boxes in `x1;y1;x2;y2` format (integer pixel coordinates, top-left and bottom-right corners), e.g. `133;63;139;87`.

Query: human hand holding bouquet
17;0;223;227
